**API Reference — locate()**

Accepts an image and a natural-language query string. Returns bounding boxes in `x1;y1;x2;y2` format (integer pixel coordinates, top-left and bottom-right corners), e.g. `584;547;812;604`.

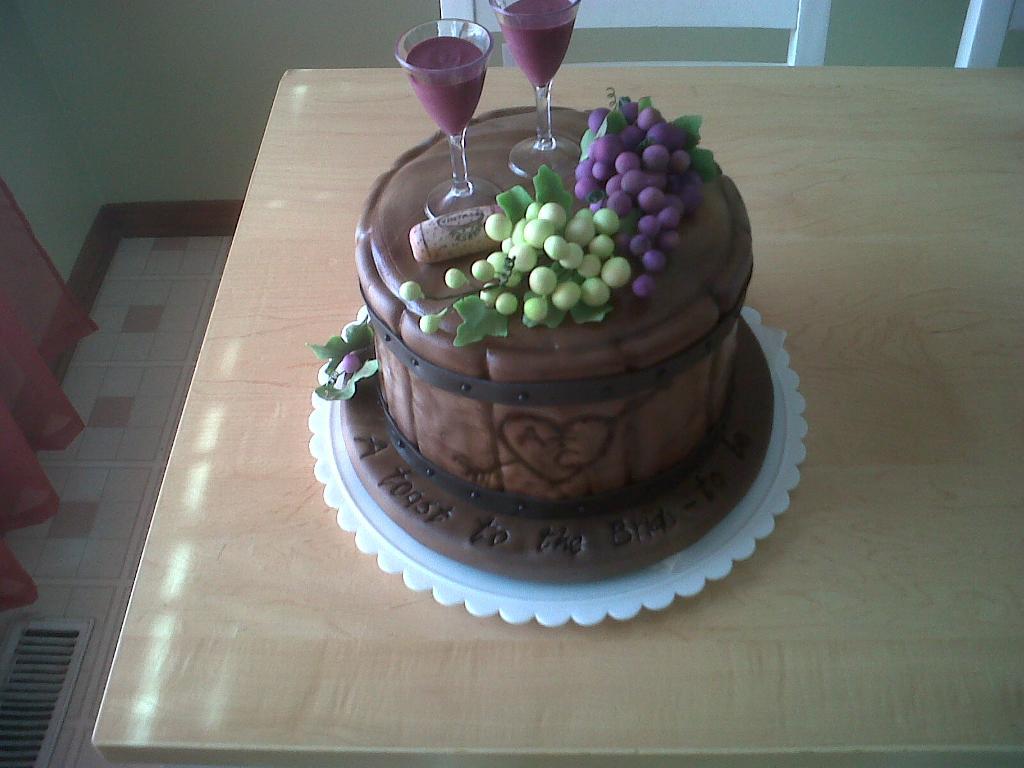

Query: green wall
2;0;1021;278
0;2;105;278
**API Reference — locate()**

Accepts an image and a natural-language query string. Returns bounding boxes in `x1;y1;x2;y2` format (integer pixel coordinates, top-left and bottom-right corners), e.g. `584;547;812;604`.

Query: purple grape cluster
574;104;705;298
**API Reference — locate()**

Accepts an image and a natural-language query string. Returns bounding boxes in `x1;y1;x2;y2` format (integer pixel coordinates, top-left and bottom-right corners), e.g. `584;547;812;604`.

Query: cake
315;99;768;582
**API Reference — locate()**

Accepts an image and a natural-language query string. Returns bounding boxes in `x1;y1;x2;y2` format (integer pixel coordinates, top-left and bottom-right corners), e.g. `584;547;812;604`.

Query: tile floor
1;235;230;767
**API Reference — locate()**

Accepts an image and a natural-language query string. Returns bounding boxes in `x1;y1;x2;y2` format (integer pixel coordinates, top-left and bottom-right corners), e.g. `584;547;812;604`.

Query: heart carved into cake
499;414;615;484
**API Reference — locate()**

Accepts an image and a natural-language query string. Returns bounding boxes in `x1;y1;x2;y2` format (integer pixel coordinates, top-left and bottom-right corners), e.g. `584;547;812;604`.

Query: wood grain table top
93;66;1024;766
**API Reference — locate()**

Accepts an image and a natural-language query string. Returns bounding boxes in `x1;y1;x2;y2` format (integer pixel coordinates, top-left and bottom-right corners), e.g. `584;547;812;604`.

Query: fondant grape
564;217;596;246
505;269;524;288
480;287;499;306
488;251;510;273
679;183;703;213
445;268;468;289
619;124;644;150
573;208;594;222
575;158;595;181
538;202;567;229
511;218;528;246
501;237;513;254
484;212;512;242
664;193;685;212
605;174;622;196
577;253;602;278
588;233;615;259
638;214;661;239
399;280;423;302
523;296;548;322
615;151;641;174
621;169;655;196
632;274;656;298
559;242;585;270
645;122;673;147
589;201;603;213
638;186;666;213
600;256;632;289
669;149;691;174
341;351;362;374
551;281;582;310
658;230;681;252
529;266;557;296
524;218;555;248
607;191;633;217
581;276;611;307
590;134;624;164
657;206;680;230
574;176;601;202
543;234;569;261
510;243;538;272
471;259;495;282
592;161;613;182
637;106;664;131
588;107;610;133
525;201;541;220
613;231;631;255
642;144;670;172
621;101;639;124
593;208;620;236
495;292;518;316
629;234;651;257
642;249;667;273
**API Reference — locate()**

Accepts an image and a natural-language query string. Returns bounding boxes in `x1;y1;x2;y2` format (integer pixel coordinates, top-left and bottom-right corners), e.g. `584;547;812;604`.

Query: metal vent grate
0;619;92;768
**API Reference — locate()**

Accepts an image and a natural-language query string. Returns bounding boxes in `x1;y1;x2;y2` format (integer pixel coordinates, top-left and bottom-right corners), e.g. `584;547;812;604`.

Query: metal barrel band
362;276;750;407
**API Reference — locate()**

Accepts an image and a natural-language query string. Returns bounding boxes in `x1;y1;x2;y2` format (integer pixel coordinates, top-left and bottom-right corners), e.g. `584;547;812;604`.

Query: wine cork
409;205;501;264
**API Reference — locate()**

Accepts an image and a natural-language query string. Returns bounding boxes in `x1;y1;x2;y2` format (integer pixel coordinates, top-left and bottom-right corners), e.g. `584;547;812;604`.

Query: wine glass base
508;135;580;179
425;176;503;218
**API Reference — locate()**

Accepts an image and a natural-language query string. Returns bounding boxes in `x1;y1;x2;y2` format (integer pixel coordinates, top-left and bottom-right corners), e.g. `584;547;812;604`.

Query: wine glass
396;19;501;218
490;0;582;179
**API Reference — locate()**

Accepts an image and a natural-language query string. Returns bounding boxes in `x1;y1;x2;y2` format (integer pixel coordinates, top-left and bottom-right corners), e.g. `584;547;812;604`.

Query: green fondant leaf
637;96;653;112
604;109;627;135
453;295;509;347
691;147;719;181
579;128;597;161
672;115;702;149
571;302;612;324
315;358;379;401
533;164;573;213
496;185;534;223
315;383;345;400
520;291;566;329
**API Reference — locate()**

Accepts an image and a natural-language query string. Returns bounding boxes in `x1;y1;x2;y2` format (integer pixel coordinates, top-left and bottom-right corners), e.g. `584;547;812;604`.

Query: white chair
956;0;1024;67
439;0;832;66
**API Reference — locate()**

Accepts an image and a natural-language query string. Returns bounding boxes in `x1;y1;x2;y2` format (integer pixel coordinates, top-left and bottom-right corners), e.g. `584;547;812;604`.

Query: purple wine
499;0;577;87
405;36;487;135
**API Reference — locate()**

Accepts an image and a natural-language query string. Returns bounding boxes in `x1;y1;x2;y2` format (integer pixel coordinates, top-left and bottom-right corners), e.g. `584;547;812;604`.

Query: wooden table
93;67;1024;766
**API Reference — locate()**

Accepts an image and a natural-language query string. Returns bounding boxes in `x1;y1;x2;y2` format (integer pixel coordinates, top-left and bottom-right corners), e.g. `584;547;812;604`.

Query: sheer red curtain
0;177;97;609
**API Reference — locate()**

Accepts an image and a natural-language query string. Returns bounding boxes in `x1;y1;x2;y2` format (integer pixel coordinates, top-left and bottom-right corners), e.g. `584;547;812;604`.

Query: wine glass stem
533;82;556;152
448;129;472;197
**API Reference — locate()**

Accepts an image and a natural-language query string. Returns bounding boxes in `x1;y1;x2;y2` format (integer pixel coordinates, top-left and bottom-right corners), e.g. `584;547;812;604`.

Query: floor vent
0;619;92;768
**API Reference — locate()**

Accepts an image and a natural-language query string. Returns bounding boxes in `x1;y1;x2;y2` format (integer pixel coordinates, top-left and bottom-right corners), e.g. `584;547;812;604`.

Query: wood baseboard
55;200;241;381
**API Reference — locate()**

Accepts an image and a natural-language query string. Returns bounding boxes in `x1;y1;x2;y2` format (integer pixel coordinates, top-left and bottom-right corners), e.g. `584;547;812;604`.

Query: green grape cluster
473;201;631;327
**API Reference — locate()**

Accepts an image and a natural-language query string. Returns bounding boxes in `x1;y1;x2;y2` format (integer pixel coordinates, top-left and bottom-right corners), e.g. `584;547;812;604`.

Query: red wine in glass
490;0;582;179
396;20;501;218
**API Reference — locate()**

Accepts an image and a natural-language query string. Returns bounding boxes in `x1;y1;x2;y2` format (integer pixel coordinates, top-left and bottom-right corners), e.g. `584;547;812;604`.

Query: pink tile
88;396;134;427
121;305;164;333
36;538;87;578
78;539;129;579
151;236;189;251
49;501;99;538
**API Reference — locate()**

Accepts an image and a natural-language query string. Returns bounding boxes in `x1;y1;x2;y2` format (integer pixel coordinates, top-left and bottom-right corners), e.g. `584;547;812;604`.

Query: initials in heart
499;414;615;484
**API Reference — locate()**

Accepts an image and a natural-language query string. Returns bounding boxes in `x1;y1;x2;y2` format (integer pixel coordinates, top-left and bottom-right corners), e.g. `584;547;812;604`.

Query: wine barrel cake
329;105;770;581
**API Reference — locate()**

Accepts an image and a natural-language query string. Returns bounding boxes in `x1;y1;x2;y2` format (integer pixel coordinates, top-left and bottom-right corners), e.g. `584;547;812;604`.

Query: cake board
309;307;806;626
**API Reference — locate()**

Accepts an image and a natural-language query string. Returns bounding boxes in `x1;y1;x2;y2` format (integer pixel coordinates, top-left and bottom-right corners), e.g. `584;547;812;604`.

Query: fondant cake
313;97;763;582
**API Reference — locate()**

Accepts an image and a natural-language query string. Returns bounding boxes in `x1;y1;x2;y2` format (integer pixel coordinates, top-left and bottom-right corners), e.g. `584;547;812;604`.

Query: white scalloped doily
309;307;806;627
